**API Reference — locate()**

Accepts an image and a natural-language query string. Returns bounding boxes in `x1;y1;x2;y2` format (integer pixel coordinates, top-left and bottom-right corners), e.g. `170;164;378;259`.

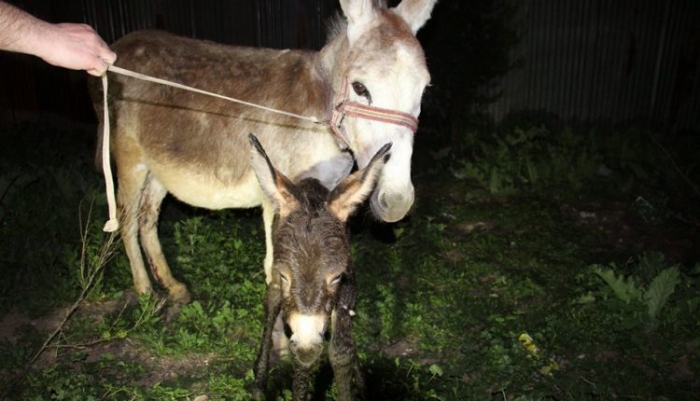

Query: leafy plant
593;254;683;325
453;125;599;194
450;125;674;198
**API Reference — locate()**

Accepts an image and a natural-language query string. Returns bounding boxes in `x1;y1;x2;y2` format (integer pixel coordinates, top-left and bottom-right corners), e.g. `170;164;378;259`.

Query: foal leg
139;175;192;304
292;364;314;401
261;200;290;357
253;287;281;399
261;198;275;284
329;281;364;401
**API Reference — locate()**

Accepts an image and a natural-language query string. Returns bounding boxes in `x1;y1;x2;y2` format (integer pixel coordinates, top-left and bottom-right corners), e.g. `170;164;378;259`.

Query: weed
592;253;685;326
450;125;671;197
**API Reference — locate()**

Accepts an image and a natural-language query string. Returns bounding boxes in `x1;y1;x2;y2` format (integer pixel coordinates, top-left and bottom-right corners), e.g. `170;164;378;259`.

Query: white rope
107;65;321;123
101;73;119;232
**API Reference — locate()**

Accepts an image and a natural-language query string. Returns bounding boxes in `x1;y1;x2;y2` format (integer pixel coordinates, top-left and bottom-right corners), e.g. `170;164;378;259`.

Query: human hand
35;22;117;76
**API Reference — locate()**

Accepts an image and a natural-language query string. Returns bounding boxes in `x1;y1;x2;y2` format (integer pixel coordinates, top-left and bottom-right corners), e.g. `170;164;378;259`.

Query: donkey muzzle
371;184;415;223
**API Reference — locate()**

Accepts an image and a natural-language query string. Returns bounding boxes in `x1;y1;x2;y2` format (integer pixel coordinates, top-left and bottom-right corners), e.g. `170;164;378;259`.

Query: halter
329;77;419;149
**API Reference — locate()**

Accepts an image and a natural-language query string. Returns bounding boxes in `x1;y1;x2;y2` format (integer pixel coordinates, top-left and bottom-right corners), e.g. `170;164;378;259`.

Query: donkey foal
249;134;390;401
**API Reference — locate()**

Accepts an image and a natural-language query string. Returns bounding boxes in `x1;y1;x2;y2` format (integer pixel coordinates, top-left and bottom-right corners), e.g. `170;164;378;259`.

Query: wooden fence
1;0;698;131
483;0;700;130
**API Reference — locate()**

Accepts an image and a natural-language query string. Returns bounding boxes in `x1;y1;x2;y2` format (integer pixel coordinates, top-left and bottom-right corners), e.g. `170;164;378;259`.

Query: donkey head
327;0;437;222
249;134;390;367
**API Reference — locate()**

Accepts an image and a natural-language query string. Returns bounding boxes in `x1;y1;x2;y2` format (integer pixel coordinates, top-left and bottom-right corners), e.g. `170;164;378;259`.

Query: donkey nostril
379;194;388;209
380;192;406;209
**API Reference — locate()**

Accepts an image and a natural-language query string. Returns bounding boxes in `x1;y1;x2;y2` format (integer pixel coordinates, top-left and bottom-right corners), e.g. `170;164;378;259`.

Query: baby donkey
249;134;390;401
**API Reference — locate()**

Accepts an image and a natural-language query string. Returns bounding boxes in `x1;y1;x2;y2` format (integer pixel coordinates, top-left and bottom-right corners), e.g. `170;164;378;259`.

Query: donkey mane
326;13;349;43
325;0;390;42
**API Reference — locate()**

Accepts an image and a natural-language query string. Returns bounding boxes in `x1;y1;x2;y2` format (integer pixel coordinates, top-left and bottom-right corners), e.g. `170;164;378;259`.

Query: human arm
0;1;116;76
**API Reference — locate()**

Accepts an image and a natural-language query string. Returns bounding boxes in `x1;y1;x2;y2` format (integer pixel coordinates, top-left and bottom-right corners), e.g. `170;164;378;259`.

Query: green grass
1;122;698;400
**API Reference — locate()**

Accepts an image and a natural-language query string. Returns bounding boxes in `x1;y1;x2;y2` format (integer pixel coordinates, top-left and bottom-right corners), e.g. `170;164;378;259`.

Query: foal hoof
251;387;266;401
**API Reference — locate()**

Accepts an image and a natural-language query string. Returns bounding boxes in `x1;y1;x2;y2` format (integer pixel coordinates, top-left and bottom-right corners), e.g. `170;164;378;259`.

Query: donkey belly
150;164;262;210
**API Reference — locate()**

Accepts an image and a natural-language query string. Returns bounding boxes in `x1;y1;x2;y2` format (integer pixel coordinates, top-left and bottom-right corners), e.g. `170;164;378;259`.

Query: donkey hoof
168;284;192;305
122;289;143;306
163;303;183;323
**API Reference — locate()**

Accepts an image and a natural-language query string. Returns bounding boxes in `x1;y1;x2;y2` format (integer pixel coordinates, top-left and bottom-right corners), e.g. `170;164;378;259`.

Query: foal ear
392;0;438;34
340;0;378;46
329;143;391;222
249;134;299;217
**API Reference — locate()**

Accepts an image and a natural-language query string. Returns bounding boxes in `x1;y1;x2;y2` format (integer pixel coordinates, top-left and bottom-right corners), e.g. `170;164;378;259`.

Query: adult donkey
91;0;437;303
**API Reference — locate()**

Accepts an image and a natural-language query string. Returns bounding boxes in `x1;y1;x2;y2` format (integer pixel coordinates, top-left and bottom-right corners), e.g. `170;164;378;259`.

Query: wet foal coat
91;0;437;302
249;134;389;401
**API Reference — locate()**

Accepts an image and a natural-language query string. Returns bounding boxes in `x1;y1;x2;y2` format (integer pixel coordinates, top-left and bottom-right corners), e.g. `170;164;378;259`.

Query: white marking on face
288;313;326;347
342;40;428;222
348;45;429;169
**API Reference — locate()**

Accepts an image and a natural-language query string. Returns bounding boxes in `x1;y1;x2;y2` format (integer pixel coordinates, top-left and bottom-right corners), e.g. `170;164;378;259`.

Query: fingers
87;50;117;76
70;23;117;75
40;23;116;76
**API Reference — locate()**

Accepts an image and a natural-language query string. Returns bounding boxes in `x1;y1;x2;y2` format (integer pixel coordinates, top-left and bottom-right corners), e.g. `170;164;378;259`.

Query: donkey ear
329;143;391;222
392;0;438;34
340;0;378;46
249;134;299;218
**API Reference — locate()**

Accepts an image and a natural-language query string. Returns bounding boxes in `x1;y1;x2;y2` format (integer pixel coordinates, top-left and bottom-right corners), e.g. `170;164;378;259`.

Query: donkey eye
351;81;370;100
279;273;289;284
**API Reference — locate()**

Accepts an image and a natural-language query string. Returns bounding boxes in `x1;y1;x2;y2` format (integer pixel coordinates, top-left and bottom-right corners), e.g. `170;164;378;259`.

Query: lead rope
99;66;418;232
101;74;119;232
108;66;322;123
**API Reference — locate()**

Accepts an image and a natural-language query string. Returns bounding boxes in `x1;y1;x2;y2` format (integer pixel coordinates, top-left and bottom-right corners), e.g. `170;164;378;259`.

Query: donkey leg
139;175;192;304
117;165;153;296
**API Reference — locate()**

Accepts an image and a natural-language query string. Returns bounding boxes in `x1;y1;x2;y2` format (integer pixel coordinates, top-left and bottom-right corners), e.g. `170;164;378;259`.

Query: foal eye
329;274;343;286
279;273;289;284
351;81;370;99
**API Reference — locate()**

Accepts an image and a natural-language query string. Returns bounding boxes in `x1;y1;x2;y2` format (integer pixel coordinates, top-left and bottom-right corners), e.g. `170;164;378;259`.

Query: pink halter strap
329;77;419;149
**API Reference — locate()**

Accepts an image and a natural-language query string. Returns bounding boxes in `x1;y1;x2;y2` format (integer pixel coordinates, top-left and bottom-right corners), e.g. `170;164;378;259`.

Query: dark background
1;0;699;146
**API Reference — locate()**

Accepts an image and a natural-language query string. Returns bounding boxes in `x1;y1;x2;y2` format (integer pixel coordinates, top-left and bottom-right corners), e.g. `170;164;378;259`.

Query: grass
0;121;698;400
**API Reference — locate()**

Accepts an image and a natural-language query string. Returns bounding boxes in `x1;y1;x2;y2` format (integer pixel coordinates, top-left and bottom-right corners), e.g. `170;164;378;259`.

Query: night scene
0;1;699;400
